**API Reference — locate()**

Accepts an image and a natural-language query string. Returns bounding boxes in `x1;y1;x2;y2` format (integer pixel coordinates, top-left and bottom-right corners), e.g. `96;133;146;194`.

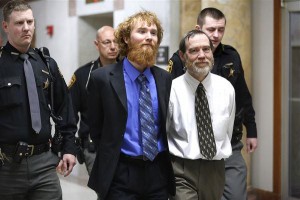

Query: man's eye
203;47;211;52
189;49;198;54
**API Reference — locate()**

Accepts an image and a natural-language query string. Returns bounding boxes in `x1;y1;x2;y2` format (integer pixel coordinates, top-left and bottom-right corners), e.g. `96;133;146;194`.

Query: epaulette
222;44;238;53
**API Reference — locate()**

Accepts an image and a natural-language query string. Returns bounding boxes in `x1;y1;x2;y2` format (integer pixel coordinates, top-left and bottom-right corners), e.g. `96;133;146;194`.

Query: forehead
99;29;115;39
203;16;225;28
9;9;34;22
186;34;210;48
132;20;157;30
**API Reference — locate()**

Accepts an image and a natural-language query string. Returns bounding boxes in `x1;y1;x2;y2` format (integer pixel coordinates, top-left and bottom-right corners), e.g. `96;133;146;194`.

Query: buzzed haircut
197;7;226;27
2;0;31;22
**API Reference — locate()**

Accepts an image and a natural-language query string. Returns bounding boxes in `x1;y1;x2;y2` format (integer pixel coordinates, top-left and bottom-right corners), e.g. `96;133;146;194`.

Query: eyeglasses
99;40;118;47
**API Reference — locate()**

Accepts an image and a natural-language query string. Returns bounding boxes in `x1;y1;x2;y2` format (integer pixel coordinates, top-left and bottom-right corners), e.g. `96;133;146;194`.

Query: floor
59;164;284;200
59;163;97;200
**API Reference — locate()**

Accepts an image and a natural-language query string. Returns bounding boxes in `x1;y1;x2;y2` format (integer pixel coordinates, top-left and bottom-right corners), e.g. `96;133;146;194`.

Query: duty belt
0;142;50;157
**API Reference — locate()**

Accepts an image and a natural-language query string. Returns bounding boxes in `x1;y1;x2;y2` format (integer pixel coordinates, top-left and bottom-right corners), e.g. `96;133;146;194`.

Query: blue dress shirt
121;58;165;156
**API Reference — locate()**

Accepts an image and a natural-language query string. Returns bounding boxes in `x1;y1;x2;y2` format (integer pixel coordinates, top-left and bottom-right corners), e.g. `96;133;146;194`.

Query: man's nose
145;32;153;41
23;22;29;30
197;49;206;58
212;30;219;38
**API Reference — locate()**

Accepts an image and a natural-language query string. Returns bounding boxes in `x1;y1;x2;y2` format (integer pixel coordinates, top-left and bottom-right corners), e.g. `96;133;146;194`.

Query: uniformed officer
68;26;118;176
167;7;258;200
0;1;77;200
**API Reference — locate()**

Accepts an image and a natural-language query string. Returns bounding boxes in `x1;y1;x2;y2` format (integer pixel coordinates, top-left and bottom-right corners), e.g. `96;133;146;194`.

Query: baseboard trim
247;187;281;200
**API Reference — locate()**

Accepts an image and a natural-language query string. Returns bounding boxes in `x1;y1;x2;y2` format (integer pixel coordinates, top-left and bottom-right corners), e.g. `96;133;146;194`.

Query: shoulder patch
166;59;173;73
68;74;76;89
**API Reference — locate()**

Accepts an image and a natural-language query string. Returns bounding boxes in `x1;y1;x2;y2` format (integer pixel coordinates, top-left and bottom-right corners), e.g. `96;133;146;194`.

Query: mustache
128;43;156;51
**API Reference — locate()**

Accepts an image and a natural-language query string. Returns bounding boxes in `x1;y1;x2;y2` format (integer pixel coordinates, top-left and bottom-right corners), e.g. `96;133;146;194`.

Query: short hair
197;7;226;27
114;10;163;57
3;0;32;22
179;29;213;54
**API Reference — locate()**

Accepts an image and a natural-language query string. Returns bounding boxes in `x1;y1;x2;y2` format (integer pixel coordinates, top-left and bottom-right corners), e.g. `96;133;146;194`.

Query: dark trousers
105;152;169;200
0;151;61;200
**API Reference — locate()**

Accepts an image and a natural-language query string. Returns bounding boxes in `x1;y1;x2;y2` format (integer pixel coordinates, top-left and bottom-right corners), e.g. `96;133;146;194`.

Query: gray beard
189;63;211;77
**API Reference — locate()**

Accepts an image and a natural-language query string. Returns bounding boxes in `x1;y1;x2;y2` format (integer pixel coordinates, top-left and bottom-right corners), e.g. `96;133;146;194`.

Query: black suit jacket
87;60;175;199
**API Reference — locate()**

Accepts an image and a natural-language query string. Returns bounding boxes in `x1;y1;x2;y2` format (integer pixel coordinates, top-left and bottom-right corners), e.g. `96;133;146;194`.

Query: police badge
223;62;235;78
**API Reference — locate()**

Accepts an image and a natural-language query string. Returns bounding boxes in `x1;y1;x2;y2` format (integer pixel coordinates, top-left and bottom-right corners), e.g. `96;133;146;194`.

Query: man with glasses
68;26;119;199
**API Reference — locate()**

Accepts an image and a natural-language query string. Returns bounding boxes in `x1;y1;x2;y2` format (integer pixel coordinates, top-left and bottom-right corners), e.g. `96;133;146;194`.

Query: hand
246;138;258;153
56;154;76;177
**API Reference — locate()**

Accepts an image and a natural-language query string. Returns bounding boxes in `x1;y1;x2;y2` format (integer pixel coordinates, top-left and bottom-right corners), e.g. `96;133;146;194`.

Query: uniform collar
3;42;38;61
96;57;103;68
213;43;224;57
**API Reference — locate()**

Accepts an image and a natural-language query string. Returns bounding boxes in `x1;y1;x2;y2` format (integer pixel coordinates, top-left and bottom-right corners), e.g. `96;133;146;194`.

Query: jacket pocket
0;76;22;109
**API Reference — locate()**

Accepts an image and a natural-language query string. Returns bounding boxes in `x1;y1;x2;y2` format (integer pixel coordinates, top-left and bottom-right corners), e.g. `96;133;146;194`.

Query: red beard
127;42;158;67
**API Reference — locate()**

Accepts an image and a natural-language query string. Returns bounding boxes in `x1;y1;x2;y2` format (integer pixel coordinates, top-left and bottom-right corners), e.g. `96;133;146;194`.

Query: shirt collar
213;43;224;57
184;71;212;93
123;57;152;82
4;42;38;61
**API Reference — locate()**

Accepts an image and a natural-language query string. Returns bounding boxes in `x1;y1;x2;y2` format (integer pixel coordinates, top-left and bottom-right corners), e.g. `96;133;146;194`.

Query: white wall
251;0;274;191
31;0;78;83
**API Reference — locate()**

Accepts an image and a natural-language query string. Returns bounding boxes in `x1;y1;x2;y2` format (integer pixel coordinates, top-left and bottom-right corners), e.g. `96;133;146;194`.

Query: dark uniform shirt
0;42;77;155
167;43;257;143
68;58;102;139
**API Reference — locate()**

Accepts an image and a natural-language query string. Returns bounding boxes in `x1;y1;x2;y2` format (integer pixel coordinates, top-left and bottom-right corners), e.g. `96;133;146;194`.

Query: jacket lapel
151;67;166;118
110;62;127;111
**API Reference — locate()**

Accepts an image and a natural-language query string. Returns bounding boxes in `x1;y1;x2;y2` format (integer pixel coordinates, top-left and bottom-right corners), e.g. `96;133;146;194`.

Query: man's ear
195;25;201;30
2;21;8;33
124;37;129;44
178;50;185;62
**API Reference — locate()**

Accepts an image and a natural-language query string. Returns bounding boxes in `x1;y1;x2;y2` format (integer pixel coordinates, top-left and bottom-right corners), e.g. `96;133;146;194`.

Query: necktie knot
137;74;148;85
20;53;29;60
196;83;205;93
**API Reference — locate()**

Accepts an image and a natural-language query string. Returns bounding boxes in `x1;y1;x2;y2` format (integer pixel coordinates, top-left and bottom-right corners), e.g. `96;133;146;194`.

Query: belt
119;153;150;162
0;142;50;157
119;152;167;165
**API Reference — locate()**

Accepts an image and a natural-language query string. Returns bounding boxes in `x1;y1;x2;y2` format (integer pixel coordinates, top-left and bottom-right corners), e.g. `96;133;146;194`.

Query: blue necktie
20;54;42;134
138;74;158;161
195;83;216;160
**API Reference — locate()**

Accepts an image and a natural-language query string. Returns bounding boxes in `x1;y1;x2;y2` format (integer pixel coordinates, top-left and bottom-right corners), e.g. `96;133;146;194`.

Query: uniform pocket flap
0;77;21;88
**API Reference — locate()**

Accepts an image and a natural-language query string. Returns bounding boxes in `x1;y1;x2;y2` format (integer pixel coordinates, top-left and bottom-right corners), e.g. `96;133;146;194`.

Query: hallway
60;163;97;200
